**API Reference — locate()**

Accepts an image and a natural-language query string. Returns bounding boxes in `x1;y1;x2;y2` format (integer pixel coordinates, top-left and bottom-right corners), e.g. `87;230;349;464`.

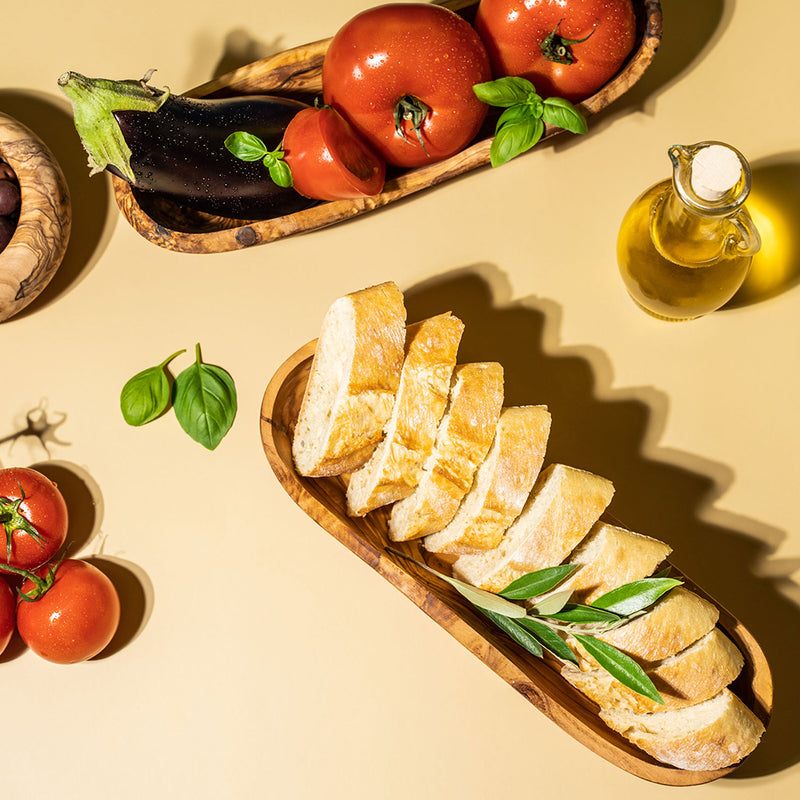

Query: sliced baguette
424;405;551;555
544;521;672;604
563;627;744;715
599;688;765;770
292;281;406;477
346;313;464;516
570;587;720;669
452;463;614;593
388;362;504;542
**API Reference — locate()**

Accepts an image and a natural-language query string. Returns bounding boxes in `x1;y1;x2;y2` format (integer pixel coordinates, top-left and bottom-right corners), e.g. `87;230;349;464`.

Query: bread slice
599;688;765;770
545;521;672;604
346;313;464;516
388;362;504;542
452;464;614;593
292;281;406;477
571;587;720;669
563;627;744;715
423;405;551;555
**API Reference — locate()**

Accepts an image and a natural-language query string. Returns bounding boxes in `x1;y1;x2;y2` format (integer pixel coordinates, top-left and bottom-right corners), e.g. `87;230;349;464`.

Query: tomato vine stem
540;18;599;65
393;95;430;154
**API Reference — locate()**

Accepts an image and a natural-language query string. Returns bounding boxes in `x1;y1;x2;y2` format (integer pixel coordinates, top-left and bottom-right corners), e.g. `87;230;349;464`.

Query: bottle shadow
403;265;800;778
724;152;800;309
0;90;114;321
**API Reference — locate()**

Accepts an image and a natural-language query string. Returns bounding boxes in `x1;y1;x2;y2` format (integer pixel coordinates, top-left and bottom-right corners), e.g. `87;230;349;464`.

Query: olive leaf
120;349;186;426
590;577;682;616
498;564;578;600
517;616;578;664
542;604;621;625
224;131;293;188
529;587;573;617
572;634;664;705
173;344;237;451
473;76;587;168
480;608;543;657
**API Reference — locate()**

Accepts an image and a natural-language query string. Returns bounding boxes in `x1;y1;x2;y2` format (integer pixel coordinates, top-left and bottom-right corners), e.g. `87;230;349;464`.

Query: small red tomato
16;559;120;664
0;575;14;656
322;3;492;168
474;0;637;103
0;466;68;571
283;106;386;200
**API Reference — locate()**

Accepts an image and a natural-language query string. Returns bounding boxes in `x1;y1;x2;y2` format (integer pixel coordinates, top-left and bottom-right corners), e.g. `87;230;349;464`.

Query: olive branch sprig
387;548;680;705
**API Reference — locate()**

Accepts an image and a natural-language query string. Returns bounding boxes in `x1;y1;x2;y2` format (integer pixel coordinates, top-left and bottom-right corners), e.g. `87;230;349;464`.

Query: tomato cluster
234;1;636;201
0;467;120;664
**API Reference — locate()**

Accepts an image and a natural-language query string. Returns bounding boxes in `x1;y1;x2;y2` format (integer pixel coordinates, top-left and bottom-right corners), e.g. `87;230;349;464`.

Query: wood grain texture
0;112;71;322
259;337;772;786
112;0;663;253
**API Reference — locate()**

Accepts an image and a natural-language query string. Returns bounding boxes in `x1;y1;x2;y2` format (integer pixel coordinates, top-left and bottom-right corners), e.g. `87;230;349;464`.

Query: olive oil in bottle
617;142;761;321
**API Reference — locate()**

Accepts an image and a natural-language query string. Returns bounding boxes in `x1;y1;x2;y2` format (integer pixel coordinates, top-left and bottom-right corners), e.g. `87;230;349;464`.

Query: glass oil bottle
617;141;761;321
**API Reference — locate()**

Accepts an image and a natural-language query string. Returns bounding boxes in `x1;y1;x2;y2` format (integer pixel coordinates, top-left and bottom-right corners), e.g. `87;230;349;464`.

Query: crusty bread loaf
452;464;614;593
388;362;504;542
546;521;672;604
563;627;744;715
599;688;765;770
423;405;551;555
292;281;406;477
346;313;464;516
570;587;720;669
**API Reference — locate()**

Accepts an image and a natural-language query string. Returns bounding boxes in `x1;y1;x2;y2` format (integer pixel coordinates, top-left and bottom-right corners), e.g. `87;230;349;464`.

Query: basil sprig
225;131;293;188
388;548;681;704
120;344;237;450
473;76;588;168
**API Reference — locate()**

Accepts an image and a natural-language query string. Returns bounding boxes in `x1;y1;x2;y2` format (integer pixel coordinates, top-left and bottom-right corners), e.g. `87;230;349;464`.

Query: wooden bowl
0;112;71;322
259;338;773;786
112;0;663;253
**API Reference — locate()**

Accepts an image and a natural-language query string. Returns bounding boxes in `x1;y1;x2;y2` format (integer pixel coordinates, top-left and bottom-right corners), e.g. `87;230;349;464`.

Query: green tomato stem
393;95;430;154
540;18;599;65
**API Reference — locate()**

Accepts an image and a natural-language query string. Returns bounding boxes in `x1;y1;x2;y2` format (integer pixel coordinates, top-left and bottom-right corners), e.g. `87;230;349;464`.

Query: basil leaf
543;604;621;624
517;617;578;664
173;344;237;450
120;349;185;426
224;131;269;161
572;634;664;704
480;608;543;657
473;76;536;107
541;97;588;135
499;564;578;599
490;116;544;168
497;103;539;129
266;156;293;188
591;577;682;616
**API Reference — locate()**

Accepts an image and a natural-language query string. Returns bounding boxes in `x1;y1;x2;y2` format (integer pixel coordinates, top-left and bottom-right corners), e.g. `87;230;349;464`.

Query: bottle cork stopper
690;144;742;201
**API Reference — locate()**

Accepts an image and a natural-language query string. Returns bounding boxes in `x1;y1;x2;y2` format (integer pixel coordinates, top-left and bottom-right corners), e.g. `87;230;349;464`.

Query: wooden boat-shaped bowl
113;0;663;253
260;338;773;786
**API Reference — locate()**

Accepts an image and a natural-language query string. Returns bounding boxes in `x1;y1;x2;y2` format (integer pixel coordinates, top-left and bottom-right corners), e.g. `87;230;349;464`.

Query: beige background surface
1;0;798;796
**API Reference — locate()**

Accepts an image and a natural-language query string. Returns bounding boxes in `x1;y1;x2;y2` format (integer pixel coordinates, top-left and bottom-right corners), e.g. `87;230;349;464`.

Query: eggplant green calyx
224;131;293;188
57;69;170;182
540;18;599;65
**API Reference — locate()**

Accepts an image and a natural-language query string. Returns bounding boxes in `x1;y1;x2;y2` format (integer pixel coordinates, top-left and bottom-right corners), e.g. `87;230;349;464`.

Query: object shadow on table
0;89;114;321
403;265;800;779
0;457;154;662
723;152;800;309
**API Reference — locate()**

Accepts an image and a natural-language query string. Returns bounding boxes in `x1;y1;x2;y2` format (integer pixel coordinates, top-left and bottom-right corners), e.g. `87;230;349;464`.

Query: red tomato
16;559;120;664
322;3;492;168
0;576;14;656
0;466;68;571
474;0;637;103
283;106;385;200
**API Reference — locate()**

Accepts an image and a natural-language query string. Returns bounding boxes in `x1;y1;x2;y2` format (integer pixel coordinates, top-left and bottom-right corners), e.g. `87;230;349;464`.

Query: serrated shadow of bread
403;265;799;778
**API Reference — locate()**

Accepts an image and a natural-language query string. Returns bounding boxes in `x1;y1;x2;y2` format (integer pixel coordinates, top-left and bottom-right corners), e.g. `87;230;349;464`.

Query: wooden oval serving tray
260;338;773;786
112;0;662;253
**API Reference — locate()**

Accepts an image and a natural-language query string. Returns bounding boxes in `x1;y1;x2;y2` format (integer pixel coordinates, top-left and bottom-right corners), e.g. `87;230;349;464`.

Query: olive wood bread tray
260;338;773;786
112;0;662;253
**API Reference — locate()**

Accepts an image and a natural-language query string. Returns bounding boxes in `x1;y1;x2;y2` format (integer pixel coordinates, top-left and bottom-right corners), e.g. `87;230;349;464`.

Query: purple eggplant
58;71;316;220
